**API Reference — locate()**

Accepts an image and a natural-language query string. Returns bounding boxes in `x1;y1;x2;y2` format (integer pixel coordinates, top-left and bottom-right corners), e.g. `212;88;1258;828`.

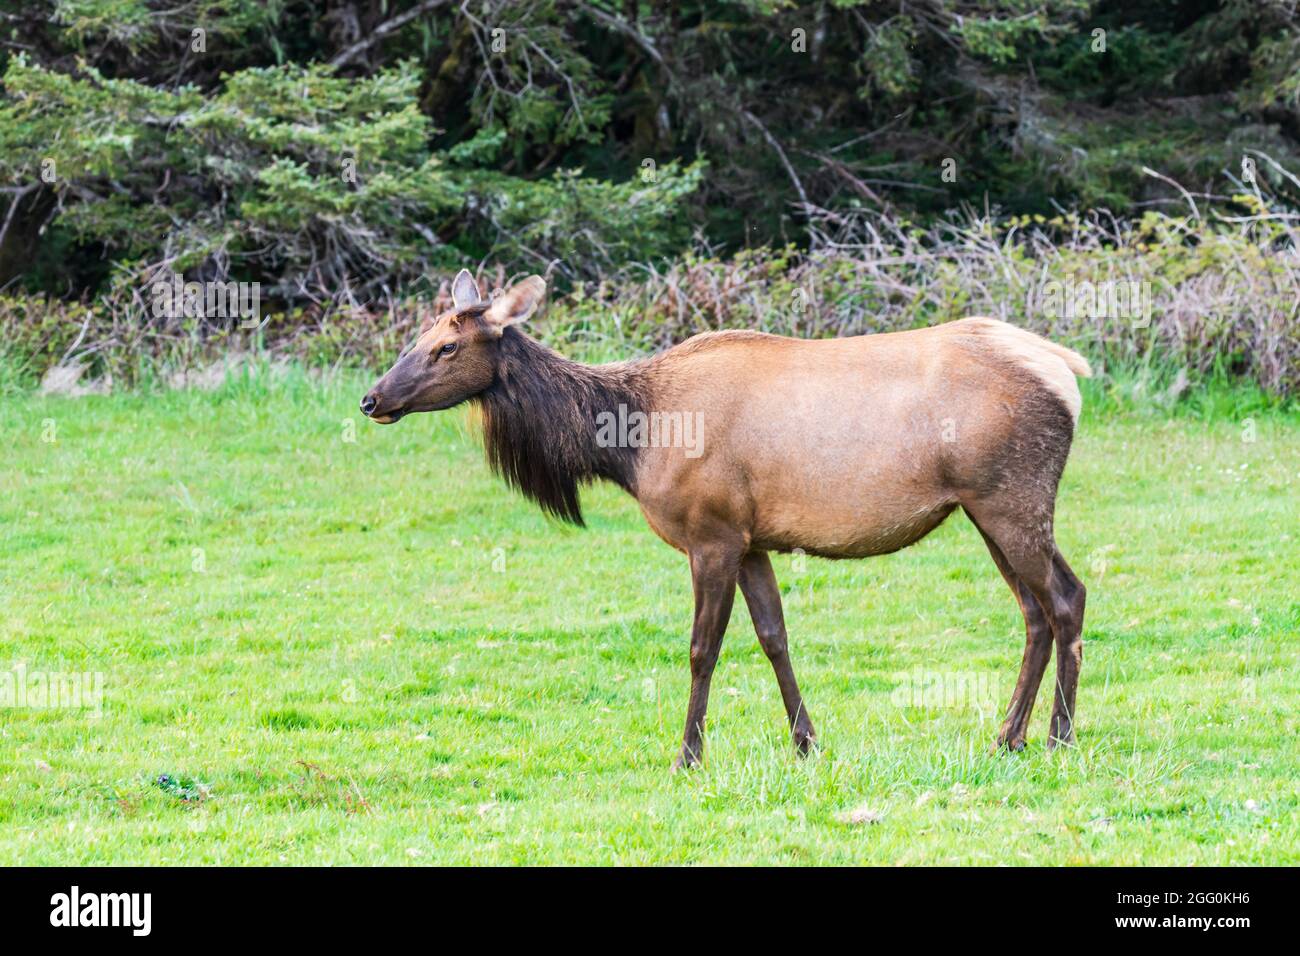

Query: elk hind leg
1045;551;1086;746
969;518;1053;752
966;501;1086;749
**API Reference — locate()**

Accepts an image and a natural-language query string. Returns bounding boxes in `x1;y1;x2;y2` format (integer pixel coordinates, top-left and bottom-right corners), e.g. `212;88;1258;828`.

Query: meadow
0;368;1296;865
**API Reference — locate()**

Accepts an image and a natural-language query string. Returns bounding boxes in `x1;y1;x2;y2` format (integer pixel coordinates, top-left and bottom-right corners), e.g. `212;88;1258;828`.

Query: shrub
2;206;1295;399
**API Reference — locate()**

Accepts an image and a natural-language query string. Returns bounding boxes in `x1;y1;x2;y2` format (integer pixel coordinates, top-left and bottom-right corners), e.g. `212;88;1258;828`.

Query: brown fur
363;273;1090;768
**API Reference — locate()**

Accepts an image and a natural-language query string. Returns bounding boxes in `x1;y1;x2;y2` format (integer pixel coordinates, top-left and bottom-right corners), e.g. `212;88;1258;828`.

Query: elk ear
451;268;482;309
483;276;546;336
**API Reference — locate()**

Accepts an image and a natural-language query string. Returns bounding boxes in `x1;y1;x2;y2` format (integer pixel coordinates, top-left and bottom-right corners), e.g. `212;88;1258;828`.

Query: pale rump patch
954;317;1092;422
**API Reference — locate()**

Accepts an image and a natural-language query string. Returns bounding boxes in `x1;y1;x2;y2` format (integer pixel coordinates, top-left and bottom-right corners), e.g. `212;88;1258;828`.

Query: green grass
0;367;1297;865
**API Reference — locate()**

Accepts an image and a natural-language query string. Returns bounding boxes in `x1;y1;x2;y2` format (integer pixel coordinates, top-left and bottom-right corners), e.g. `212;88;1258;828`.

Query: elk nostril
361;395;377;416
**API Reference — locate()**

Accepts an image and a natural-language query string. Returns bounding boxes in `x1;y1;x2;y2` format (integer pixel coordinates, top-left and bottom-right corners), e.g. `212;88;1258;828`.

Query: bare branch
579;4;665;68
741;109;810;212
0;183;39;253
330;0;453;68
1141;166;1201;222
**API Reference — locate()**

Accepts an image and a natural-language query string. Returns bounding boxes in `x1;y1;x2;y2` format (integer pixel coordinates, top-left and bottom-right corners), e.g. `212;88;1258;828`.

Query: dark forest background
1;1;1297;395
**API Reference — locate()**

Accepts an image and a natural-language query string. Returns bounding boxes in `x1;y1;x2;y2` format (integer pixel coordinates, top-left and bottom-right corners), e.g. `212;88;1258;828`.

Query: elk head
360;270;546;423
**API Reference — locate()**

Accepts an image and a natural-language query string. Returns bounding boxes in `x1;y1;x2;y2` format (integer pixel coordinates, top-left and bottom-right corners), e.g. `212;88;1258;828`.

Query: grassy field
1;368;1296;865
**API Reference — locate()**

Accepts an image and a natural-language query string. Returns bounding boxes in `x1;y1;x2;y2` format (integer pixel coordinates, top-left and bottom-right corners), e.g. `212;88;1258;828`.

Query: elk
362;270;1090;769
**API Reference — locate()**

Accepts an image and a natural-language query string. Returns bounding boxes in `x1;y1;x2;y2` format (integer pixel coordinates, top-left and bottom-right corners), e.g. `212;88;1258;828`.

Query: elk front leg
674;545;739;770
738;551;816;754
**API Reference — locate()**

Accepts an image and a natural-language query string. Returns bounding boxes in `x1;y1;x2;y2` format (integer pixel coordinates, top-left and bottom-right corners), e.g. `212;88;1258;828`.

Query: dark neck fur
475;328;645;525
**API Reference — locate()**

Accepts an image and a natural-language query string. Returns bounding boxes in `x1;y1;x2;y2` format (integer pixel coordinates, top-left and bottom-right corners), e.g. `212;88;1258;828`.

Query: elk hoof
1047;716;1075;749
996;735;1027;753
672;749;702;772
793;728;817;757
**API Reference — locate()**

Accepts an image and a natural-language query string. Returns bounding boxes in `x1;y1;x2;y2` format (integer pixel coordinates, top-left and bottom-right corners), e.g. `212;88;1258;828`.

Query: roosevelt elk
362;270;1090;769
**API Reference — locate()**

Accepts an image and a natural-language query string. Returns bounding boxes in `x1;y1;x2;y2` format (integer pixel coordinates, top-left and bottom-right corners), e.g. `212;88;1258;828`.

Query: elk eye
439;342;457;357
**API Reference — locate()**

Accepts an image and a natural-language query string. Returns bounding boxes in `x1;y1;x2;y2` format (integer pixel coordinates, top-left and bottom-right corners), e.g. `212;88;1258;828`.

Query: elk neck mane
474;327;647;525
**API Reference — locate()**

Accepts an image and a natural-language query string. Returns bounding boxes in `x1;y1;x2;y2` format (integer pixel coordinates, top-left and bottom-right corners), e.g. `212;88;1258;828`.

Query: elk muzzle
360;388;403;424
